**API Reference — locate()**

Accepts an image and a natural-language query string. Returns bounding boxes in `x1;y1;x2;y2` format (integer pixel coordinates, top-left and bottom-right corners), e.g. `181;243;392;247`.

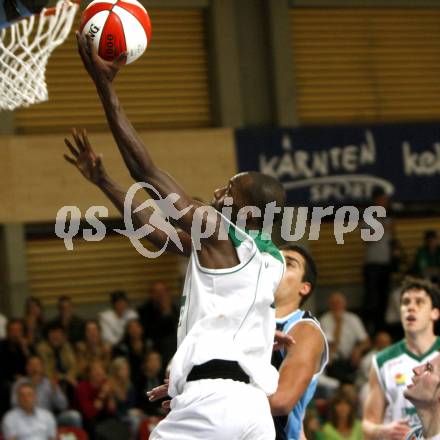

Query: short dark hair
110;290;128;305
240;172;286;227
400;277;440;310
279;244;317;307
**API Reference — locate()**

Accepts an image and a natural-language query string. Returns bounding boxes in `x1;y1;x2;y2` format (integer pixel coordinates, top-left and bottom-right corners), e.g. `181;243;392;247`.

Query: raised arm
76;33;203;237
63;129;191;256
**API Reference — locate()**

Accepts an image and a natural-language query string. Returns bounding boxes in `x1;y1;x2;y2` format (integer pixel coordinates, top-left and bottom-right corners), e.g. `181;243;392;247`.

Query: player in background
68;32;287;438
270;244;328;440
403;351;440;440
362;278;440;440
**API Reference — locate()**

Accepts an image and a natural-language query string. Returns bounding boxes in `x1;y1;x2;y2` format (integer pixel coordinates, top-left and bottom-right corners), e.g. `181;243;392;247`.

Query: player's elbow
361;418;378;440
269;393;296;416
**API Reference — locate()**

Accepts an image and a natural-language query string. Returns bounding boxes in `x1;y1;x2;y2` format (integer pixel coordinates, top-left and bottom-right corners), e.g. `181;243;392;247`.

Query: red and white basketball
79;0;152;65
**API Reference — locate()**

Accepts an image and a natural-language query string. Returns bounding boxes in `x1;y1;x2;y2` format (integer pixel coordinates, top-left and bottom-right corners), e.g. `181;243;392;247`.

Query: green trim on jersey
228;226;283;264
376;337;440;368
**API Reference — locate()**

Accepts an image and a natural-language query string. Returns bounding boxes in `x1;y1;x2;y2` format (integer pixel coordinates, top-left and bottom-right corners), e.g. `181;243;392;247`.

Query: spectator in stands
320;392;363;440
0;312;7;339
0;319;33;416
75;360;116;434
363;188;394;334
108;357;142;438
11;355;82;428
320;292;371;383
47;295;85;345
2;381;57;440
137;281;179;365
99;291;138;346
412;230;440;283
356;331;392;391
76;320;112;380
37;323;77;392
24;296;45;347
135;351;164;417
113;318;151;383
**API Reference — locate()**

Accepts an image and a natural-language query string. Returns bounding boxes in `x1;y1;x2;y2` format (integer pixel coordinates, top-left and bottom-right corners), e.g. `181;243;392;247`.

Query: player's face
211;174;247;215
400;289;439;335
404;353;440;405
275;250;310;306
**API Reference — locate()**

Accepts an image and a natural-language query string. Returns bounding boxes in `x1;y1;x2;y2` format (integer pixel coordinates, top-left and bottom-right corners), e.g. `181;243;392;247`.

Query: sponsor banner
235;123;440;205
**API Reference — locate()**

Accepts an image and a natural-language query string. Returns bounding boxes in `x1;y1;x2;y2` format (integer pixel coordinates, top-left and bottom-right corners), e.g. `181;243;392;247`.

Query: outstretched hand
64;128;107;185
76;31;127;87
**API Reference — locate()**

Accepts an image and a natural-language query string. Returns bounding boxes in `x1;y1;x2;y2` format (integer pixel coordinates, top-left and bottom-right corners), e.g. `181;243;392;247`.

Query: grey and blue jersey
272;309;328;440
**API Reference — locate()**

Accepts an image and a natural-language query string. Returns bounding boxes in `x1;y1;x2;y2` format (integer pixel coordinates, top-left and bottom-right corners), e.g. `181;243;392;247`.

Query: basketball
79;0;152;65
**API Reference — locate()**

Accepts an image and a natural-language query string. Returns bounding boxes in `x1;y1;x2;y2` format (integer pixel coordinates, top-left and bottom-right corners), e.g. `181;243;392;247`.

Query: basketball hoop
0;0;79;111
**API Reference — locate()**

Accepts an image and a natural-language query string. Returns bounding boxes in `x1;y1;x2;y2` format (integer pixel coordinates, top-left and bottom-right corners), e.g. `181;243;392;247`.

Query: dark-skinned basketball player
67;34;288;439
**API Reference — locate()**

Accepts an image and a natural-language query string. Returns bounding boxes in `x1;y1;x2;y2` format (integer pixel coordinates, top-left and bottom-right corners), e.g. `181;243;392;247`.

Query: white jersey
373;337;440;428
168;216;285;398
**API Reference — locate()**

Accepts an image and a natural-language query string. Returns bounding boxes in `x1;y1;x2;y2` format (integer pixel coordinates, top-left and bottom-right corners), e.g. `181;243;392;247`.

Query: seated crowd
0;281;177;440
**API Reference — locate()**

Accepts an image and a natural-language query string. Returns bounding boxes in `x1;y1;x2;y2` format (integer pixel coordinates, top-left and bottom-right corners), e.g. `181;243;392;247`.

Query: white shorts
150;379;275;440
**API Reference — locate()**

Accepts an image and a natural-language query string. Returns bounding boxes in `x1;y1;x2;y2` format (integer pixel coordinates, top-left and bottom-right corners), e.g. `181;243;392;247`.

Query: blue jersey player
270;245;329;440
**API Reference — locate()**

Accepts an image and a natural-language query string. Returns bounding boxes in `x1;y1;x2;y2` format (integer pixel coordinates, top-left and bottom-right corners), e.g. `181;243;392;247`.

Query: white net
0;0;79;111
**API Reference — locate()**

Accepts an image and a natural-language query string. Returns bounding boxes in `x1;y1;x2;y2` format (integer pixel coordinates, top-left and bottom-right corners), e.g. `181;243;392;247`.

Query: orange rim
43;0;80;17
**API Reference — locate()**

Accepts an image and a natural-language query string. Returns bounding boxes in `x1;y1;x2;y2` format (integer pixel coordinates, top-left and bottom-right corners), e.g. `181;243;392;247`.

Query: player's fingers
64;138;79;157
72;128;85;152
85;33;94;55
63;154;77;166
75;31;88;60
113;51;127;68
80;128;93;154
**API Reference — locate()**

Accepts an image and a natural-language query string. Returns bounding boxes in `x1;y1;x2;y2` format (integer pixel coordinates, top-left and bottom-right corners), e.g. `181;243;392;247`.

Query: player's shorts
150;378;275;440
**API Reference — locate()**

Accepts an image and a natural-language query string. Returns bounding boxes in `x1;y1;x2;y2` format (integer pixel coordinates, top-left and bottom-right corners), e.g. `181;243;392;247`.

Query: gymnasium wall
1;0;440;316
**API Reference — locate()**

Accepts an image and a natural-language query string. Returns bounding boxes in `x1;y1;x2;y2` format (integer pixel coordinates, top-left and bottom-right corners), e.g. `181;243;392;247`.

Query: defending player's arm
362;365;410;440
75;33;207;239
269;322;324;416
63;128;191;256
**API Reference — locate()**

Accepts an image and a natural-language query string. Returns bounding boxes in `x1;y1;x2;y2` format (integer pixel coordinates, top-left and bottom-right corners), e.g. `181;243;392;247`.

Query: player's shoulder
298;310;321;325
375;339;406;369
287;310;323;335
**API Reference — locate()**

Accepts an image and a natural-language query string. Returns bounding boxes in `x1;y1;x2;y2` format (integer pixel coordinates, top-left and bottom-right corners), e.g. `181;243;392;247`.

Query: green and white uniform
151;215;285;440
373;338;440;428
